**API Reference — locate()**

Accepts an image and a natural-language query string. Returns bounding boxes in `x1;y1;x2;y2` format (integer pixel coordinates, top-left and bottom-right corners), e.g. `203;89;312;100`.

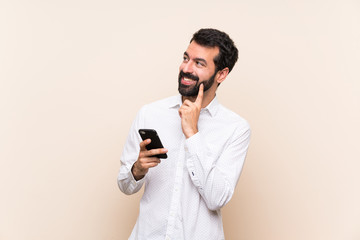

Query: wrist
131;163;145;181
184;128;198;139
183;126;198;138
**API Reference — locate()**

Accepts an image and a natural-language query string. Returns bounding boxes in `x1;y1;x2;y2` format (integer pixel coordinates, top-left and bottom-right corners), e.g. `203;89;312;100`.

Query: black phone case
138;129;168;159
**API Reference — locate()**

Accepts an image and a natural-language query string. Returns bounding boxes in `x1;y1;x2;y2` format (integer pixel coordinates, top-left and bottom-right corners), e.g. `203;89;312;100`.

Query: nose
182;61;194;74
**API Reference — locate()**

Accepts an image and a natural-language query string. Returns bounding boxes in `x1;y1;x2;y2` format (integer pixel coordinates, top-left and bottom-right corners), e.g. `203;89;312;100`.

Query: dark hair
190;28;238;73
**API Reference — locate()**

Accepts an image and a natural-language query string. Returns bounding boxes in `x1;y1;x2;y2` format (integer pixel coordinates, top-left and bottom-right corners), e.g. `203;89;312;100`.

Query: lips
181;77;196;85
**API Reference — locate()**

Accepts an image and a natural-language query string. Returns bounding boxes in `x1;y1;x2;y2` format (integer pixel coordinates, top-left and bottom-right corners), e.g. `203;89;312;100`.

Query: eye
183;56;189;62
196;61;205;67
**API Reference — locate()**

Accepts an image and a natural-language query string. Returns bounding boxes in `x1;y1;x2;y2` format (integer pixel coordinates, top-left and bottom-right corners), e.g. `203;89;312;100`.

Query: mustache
179;71;199;81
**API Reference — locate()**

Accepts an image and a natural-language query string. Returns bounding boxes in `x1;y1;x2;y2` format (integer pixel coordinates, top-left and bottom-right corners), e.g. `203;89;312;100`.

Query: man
118;28;251;240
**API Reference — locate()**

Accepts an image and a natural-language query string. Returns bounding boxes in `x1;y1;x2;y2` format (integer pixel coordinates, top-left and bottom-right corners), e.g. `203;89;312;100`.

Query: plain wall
1;0;359;239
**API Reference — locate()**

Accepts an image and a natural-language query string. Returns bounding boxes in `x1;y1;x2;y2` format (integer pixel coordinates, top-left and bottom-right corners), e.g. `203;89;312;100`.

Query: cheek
179;63;185;71
198;71;210;81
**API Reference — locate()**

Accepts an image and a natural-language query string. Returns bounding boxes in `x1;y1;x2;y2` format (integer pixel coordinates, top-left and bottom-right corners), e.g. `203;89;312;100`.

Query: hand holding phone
132;129;168;180
138;129;168;159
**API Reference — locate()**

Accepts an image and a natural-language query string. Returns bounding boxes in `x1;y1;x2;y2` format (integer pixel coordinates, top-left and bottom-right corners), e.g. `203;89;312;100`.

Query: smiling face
178;41;220;97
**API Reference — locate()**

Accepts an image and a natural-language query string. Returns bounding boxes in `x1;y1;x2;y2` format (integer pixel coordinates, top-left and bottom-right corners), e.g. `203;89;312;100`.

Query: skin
131;139;167;180
132;41;230;180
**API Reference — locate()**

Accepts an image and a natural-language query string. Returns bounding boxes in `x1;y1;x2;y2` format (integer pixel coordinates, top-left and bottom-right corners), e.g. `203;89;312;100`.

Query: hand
178;84;204;138
131;139;168;181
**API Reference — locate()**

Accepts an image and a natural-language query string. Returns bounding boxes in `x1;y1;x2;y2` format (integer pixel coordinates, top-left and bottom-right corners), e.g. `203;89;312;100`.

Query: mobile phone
138;129;168;159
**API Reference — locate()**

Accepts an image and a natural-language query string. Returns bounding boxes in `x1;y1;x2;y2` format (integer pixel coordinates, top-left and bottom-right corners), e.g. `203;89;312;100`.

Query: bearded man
118;28;251;240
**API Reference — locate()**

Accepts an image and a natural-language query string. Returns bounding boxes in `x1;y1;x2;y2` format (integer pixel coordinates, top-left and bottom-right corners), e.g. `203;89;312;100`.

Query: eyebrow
183;52;207;65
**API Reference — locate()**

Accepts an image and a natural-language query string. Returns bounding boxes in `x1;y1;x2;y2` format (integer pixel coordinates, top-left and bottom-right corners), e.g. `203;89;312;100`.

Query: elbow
206;202;223;211
204;188;234;211
205;198;230;211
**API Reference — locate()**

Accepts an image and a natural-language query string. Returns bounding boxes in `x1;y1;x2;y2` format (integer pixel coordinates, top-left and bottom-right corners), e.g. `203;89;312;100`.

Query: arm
179;85;250;210
184;125;251;211
117;109;145;195
117;107;167;195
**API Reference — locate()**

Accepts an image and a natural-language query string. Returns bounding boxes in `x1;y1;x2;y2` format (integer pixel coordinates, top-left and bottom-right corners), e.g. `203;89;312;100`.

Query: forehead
185;41;219;65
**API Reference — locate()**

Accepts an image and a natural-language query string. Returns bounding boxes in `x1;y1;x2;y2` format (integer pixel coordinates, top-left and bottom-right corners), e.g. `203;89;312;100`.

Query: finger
179;105;191;113
141;157;161;167
143;148;168;157
182;99;193;107
143;161;161;169
195;83;204;106
140;148;166;158
139;157;161;164
139;139;151;151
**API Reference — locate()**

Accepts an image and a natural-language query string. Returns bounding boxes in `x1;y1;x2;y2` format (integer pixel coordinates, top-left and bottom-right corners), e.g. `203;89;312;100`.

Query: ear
216;67;229;84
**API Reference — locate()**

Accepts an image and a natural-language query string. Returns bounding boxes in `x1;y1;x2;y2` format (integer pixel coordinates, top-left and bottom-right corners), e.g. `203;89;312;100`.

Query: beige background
1;0;359;239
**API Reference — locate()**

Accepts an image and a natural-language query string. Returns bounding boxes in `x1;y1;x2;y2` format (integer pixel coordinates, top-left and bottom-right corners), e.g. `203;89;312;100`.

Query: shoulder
146;95;178;108
138;95;179;114
217;103;250;131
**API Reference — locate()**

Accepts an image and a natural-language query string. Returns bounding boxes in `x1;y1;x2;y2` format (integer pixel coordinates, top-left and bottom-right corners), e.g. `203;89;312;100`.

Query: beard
178;70;217;97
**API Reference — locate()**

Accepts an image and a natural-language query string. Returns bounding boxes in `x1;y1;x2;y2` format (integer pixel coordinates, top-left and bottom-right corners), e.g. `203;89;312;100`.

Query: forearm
185;129;250;211
187;157;233;211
